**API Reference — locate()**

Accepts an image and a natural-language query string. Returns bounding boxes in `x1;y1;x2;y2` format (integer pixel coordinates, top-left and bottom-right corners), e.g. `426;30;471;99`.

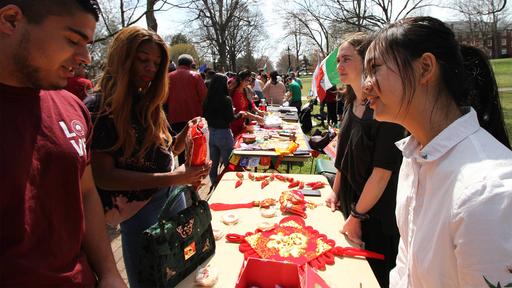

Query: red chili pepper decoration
236;172;244;180
248;173;255;180
288;180;300;188
310;182;326;190
306;181;322;187
235;179;243;188
255;175;270;181
306;181;326;189
261;179;270;189
269;173;275;181
275;174;286;182
298;181;304;189
287;177;295;183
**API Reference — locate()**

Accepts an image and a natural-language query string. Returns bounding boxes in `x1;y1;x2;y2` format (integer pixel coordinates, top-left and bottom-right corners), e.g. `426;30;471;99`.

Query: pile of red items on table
279;190;316;218
186;118;209;166
233;172;328;191
227;216;384;271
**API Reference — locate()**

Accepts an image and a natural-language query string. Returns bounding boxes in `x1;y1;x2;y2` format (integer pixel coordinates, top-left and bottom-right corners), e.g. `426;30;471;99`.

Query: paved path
109;178;214;286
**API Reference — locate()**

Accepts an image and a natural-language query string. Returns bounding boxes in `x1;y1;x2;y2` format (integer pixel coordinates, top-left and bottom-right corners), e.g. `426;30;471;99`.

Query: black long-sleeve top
203;96;242;129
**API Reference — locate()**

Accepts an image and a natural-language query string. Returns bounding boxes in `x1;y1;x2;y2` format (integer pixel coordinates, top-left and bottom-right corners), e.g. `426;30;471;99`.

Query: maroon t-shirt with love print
0;83;95;287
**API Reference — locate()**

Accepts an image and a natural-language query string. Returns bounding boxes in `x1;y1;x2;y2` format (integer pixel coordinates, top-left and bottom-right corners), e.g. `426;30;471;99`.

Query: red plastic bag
186;119;209;166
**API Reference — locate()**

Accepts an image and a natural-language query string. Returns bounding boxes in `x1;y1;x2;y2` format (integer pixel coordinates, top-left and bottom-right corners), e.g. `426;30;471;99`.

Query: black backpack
299;104;313;133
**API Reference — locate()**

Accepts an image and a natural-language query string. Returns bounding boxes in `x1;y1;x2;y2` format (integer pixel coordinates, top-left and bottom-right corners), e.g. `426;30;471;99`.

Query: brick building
447;20;512;58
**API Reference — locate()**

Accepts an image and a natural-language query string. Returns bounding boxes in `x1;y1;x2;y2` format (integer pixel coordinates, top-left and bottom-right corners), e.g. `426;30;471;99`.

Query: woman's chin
370;104;387;122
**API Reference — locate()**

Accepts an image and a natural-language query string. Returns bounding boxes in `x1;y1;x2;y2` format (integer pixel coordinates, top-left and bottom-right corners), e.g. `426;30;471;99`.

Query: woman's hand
239;111;247;118
341;216;364;248
171;161;212;187
325;190;340;212
188;116;204;127
256;109;268;117
252;114;264;125
246;112;264;124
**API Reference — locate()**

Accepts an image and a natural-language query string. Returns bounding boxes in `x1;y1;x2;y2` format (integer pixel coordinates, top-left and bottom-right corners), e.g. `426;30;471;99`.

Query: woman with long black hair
229;70;264;137
203;73;247;185
363;17;512;287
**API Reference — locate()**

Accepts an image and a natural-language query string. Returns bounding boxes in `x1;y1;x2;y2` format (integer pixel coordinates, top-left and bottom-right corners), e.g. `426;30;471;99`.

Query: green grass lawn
491;58;512;88
301;76;312;97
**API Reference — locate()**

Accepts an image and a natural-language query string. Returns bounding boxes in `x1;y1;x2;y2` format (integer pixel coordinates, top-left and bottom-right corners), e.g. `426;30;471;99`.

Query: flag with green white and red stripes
311;48;340;102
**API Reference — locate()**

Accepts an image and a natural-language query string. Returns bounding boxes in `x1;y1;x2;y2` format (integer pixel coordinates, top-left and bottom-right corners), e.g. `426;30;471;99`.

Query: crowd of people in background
2;0;511;287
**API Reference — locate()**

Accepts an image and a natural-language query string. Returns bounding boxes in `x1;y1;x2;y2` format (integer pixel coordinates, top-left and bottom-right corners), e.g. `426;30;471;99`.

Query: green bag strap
157;185;199;223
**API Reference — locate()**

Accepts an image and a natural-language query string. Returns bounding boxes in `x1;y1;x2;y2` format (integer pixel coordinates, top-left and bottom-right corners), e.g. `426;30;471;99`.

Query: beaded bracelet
350;203;370;221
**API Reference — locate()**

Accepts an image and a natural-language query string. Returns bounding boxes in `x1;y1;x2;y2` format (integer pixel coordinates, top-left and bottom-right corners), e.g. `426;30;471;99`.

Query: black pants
170;121;187;165
326;101;337;125
361;217;399;288
290;100;302;113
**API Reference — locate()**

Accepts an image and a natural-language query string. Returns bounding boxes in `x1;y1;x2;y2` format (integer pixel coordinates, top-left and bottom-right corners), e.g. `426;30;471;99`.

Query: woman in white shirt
362;16;512;287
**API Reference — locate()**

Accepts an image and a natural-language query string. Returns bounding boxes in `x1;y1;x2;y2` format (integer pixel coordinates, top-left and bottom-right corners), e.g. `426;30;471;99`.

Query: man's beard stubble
13;31;63;90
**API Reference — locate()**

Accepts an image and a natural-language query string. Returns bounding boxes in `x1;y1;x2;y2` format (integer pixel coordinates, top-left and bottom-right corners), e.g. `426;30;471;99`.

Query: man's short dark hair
177;54;194;67
0;0;100;23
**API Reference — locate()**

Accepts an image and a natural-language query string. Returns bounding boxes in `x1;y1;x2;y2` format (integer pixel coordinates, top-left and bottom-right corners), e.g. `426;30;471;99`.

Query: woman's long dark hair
269;71;279;84
367;17;466;118
203;73;230;113
229;70;253;106
461;44;510;148
366;16;510;148
230;70;251;92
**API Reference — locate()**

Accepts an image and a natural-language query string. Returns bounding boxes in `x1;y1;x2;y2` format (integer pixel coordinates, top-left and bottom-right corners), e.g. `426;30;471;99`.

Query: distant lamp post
212;50;217;71
287;45;291;72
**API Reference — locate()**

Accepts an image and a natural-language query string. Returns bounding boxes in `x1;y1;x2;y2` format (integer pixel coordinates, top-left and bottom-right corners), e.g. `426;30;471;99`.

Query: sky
151;0;458;64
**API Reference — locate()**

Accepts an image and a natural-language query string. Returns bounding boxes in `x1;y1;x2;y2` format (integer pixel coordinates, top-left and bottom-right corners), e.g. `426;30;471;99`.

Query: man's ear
418;52;438;85
0;5;23;35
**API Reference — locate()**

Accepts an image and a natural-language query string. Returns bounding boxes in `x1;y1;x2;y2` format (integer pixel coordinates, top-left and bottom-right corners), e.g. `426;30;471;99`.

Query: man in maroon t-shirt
0;1;125;287
166;54;207;164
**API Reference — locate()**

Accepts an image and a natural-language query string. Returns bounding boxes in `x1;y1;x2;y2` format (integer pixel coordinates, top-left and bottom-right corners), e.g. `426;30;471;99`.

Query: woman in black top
203;73;248;185
325;32;406;288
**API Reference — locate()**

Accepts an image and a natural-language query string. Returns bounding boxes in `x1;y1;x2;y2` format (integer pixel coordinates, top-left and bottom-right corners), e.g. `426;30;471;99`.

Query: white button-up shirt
390;108;512;288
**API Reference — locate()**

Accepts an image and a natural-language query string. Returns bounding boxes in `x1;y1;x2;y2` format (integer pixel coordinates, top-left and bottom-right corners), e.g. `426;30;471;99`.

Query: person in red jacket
230;70;264;137
166;54;207;164
0;1;125;287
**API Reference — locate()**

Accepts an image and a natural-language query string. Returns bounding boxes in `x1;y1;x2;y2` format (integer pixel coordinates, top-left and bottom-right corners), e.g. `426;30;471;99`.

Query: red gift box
302;264;330;288
236;258;329;288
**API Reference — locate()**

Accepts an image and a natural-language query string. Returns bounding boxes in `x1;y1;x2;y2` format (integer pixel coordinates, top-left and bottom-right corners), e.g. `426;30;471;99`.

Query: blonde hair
97;26;172;160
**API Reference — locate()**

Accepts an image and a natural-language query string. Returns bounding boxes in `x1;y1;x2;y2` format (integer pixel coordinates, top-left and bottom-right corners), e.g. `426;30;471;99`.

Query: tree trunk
146;0;158;32
229;51;237;72
218;44;228;73
120;0;125;27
